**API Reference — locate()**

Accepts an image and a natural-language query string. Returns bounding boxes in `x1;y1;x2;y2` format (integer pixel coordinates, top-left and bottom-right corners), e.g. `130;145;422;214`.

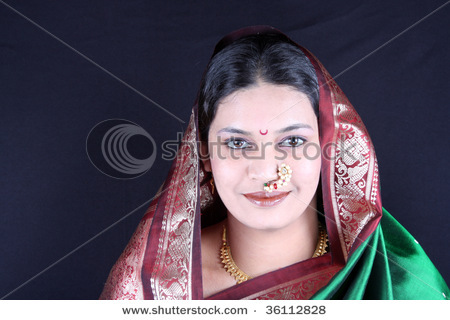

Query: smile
243;191;290;207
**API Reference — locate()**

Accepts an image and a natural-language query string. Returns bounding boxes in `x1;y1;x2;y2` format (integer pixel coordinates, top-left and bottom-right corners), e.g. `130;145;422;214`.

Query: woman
99;26;449;300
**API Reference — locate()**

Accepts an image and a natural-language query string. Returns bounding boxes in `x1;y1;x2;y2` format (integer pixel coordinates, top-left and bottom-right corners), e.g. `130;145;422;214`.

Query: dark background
1;0;448;299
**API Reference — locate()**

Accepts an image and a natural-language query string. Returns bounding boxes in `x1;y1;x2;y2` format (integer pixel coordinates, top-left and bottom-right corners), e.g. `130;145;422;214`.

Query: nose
247;158;279;183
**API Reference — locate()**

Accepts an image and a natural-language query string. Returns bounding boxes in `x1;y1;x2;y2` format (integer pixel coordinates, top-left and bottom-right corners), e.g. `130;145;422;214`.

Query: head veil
100;26;383;300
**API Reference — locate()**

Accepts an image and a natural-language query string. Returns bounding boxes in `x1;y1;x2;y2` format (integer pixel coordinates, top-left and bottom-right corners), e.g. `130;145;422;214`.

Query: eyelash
225;138;254;149
224;136;306;149
279;136;306;147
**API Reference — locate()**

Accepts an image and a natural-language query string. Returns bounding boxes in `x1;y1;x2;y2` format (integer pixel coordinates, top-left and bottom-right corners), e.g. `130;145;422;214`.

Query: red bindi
259;129;268;135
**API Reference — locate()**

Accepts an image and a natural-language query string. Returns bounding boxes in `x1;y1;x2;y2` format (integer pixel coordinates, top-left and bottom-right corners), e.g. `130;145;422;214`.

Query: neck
225;198;319;278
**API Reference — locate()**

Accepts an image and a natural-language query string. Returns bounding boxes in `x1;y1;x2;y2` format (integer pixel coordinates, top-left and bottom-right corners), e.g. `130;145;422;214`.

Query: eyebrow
276;123;313;134
217;123;313;136
217;127;253;136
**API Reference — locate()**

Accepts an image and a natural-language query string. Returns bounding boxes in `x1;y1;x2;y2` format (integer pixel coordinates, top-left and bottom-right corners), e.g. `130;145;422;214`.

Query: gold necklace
220;224;328;284
312;223;328;258
220;226;252;284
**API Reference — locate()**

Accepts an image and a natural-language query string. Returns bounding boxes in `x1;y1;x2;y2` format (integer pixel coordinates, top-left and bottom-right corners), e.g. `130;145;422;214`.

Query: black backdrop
1;0;449;299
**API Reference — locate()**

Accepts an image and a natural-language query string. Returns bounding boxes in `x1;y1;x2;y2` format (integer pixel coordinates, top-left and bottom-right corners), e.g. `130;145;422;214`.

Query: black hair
198;33;319;141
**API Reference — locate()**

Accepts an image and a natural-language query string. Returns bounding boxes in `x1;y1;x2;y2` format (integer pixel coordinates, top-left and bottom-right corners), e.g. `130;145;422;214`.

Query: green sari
313;208;449;299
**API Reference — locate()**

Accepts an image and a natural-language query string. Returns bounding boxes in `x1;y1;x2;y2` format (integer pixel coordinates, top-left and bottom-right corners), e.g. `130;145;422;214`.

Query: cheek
210;157;243;194
292;156;322;186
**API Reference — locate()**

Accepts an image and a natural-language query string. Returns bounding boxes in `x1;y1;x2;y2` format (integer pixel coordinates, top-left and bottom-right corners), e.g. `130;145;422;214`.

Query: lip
243;191;290;207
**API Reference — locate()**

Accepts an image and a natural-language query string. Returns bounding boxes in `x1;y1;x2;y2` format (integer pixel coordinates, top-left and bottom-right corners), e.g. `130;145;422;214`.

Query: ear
200;141;211;172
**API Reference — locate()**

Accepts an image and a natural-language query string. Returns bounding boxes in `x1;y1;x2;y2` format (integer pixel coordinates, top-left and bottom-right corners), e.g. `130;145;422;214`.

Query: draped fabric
99;26;449;300
312;208;449;300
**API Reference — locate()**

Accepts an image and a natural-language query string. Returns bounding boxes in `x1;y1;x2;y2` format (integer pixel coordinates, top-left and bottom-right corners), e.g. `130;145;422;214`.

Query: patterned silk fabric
148;110;200;300
100;26;448;300
312;56;381;262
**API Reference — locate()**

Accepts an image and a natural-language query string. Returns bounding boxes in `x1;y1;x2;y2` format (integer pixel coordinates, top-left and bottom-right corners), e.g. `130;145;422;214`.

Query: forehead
211;83;317;131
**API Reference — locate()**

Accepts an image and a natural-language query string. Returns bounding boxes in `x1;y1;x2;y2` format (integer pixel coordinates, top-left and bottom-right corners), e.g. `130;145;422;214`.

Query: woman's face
206;82;321;231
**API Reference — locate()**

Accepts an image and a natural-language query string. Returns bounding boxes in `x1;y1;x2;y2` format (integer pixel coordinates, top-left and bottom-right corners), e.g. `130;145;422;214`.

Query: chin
233;205;307;231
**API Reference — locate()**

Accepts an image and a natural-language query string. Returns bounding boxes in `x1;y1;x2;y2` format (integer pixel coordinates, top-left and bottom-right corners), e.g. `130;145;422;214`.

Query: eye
226;138;250;149
279;136;305;147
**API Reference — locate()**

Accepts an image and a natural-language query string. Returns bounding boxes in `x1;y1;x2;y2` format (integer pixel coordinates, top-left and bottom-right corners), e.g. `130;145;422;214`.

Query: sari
99;26;449;300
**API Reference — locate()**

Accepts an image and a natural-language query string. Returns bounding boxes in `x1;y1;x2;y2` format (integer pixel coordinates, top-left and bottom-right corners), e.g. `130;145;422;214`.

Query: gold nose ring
263;163;292;192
